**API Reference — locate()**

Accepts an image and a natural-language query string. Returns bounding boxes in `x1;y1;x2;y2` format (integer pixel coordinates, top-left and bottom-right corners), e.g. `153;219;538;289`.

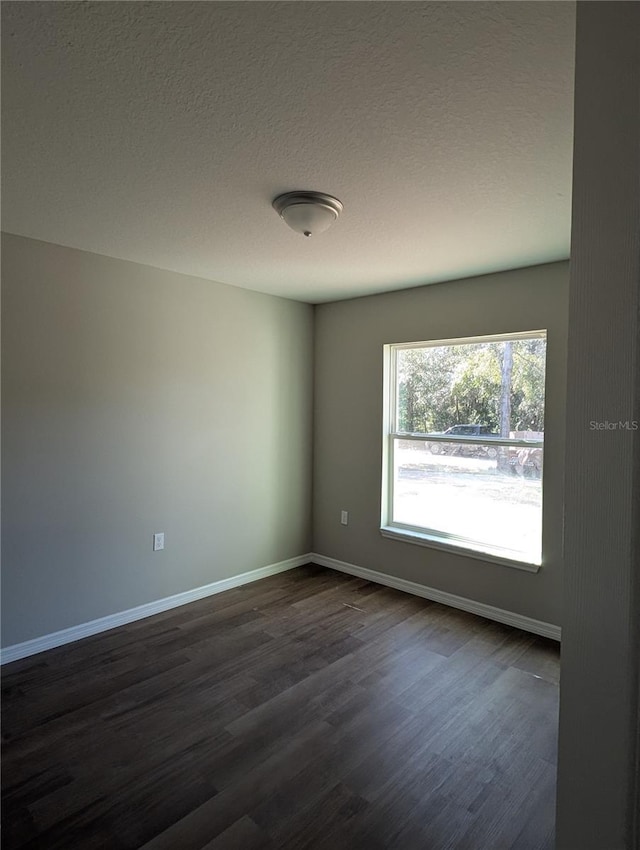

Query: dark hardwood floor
1;564;560;850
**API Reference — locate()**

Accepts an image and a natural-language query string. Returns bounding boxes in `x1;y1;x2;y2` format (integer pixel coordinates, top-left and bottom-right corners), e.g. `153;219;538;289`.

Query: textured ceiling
2;1;575;303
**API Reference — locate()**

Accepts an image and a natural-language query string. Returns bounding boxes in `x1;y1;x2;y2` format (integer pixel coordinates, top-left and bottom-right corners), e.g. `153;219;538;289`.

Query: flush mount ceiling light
272;191;343;237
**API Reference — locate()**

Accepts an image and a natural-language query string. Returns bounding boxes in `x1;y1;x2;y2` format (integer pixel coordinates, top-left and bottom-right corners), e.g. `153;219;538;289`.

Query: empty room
1;2;638;850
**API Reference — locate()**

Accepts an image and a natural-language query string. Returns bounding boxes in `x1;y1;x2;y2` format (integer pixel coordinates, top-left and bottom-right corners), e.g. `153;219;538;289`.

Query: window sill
379;526;541;573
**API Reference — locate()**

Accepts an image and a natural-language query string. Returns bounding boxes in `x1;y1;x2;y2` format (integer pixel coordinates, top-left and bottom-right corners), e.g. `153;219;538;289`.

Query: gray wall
313;261;568;626
556;2;640;847
1;234;314;647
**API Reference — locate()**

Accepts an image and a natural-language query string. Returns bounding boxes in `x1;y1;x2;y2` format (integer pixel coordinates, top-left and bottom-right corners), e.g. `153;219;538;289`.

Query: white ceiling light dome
273;191;343;237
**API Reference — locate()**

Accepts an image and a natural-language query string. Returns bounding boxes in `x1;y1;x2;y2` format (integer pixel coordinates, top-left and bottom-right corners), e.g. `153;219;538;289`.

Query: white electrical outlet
153;532;165;551
341;510;349;525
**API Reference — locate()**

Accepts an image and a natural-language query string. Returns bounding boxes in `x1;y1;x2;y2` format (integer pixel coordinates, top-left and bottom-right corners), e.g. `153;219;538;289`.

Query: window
381;332;547;568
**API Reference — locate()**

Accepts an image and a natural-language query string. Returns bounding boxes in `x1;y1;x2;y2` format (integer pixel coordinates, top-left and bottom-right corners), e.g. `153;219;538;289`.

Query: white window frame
381;331;546;572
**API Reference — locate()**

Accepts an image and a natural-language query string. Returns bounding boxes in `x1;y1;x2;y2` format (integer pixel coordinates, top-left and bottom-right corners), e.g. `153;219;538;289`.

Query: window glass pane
392;439;543;563
395;337;546;439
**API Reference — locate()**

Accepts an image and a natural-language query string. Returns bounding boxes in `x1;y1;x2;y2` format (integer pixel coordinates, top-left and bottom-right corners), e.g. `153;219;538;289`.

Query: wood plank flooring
1;564;560;850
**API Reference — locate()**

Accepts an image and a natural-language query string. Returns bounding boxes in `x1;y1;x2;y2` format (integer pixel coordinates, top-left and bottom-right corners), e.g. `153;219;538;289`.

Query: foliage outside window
382;332;547;566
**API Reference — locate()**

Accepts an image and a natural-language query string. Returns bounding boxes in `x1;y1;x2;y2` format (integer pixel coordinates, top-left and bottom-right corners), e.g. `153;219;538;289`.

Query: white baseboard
1;550;560;664
0;554;312;665
311;553;561;641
